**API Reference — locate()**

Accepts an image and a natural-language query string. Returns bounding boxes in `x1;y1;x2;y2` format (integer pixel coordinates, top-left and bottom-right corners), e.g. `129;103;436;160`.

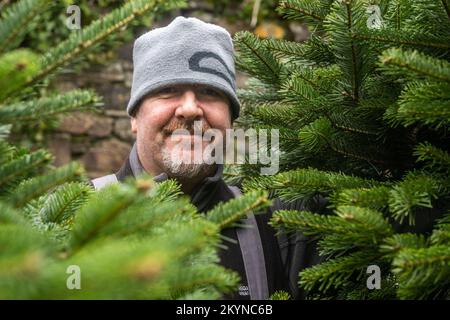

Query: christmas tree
0;0;272;299
233;0;450;299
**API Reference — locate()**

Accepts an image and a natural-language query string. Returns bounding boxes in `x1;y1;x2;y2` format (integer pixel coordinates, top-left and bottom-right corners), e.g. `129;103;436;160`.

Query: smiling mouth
163;129;204;136
165;128;198;135
164;131;216;144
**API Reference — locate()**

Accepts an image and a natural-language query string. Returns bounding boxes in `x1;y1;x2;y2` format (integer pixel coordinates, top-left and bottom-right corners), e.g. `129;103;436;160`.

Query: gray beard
160;146;215;179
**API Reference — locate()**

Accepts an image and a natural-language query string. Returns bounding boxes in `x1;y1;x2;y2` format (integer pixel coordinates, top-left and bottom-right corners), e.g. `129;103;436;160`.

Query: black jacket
114;156;325;299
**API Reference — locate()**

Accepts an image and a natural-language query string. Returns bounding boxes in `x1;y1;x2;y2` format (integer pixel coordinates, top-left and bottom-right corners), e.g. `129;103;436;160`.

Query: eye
199;87;222;98
155;86;179;97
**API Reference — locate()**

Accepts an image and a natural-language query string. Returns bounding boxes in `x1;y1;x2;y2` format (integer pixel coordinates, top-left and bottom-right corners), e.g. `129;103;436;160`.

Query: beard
160;144;216;179
159;119;218;179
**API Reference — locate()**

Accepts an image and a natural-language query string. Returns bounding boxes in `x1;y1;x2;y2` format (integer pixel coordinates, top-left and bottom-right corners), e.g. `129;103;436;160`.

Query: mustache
162;120;211;136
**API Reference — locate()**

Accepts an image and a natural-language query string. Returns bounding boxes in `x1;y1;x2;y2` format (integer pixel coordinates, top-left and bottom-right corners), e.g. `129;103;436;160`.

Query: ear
131;117;137;134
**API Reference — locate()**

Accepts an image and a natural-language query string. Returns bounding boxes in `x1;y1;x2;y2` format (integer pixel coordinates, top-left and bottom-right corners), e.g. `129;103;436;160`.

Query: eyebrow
148;84;229;102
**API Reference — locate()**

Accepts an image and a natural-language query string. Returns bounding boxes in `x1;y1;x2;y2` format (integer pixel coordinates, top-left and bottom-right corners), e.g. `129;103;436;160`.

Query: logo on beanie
188;51;235;90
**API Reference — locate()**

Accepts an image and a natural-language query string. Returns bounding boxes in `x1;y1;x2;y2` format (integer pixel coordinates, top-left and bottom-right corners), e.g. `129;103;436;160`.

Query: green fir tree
233;0;450;299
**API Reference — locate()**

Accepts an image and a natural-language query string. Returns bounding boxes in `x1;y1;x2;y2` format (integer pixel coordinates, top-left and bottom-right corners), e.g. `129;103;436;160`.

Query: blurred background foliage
17;0;291;65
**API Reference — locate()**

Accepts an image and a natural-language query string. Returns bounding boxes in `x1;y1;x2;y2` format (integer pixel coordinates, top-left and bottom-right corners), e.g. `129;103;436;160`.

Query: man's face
131;84;232;180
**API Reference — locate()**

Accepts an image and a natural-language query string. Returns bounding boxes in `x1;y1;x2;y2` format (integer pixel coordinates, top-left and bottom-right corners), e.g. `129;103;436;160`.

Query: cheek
150;107;174;127
204;103;232;131
136;105;174;135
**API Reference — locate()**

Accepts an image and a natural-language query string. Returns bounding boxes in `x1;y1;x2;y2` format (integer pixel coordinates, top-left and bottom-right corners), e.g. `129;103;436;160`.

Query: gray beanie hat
127;16;240;120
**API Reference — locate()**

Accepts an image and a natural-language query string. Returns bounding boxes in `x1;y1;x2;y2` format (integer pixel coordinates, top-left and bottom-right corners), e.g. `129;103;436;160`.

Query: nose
174;89;203;121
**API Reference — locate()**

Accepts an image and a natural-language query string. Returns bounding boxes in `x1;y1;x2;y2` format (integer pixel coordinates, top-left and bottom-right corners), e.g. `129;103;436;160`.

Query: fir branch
405;0;450;36
145;178;183;203
38;182;93;224
277;0;327;23
379;48;450;83
0;0;51;54
298;117;335;152
414;143;450;173
328;106;383;136
319;206;393;255
388;173;441;226
0;90;102;124
442;0;450;20
328;134;390;166
332;121;379;136
387;0;403;30
430;213;450;245
153;220;221;260
0;150;52;192
263;38;307;60
330;186;391;211
245;102;304;128
243;167;378;202
98;198;197;239
395;81;450;128
68;184;138;252
272;206;393;256
234;31;282;86
347;2;359;102
279;73;325;105
270;290;291;300
299;250;382;293
8;162;85;208
271;209;342;234
354;31;450;51
167;262;239;297
33;230;228;299
13;0;185;96
298;118;389;166
381;233;428;258
393;245;450;299
337;274;398;300
205;190;270;230
0;140;15;166
324;0;373;103
265;35;335;65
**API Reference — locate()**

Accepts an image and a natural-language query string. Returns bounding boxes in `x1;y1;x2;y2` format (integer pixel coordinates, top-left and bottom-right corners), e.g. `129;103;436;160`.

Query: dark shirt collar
129;142;223;211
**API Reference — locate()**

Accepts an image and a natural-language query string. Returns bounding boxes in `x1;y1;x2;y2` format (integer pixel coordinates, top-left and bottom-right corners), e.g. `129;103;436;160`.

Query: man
92;16;324;300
